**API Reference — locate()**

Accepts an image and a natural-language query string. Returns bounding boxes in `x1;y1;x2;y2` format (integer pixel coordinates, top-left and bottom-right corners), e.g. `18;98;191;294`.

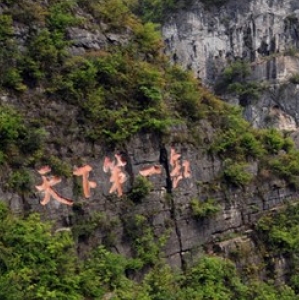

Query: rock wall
163;0;299;83
162;0;299;128
2;0;299;277
3;128;299;270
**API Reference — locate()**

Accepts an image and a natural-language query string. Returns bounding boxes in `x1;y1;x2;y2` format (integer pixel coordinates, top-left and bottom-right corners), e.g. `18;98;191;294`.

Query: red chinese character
35;167;73;206
73;165;97;198
138;148;191;189
170;147;191;189
103;154;127;197
139;165;162;177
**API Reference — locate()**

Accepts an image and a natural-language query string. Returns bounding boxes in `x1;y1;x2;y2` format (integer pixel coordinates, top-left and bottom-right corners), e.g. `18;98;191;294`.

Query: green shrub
132;22;162;55
133;0;193;23
210;107;264;160
129;175;153;202
190;198;221;219
80;245;128;294
19;0;77;88
256;203;299;273
9;1;47;25
92;0;138;29
181;256;248;299
260;128;286;154
223;61;251;82
248;281;298;300
22;29;64;85
19;127;47;155
52;56;98;102
43;155;72;178
0;15;25;91
267;152;299;187
239;132;265;157
3;69;26;91
0;210;81;300
227;82;261;100
71;212;119;246
47;0;79;31
0;105;24;146
142;262;179;300
215;60;262;102
134;61;165;106
7;169;32;195
125;214;166;266
0;105;46;190
215;61;251;94
211;129;263;160
0;15;13;40
73;53;173;144
72;211;103;240
79;245;146;298
223;159;253;187
166;65;202;121
290;73;299;84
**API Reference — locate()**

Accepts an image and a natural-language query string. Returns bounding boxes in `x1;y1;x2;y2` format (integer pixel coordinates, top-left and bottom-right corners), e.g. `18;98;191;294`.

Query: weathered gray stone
67;28;107;50
162;0;299;128
163;0;299;84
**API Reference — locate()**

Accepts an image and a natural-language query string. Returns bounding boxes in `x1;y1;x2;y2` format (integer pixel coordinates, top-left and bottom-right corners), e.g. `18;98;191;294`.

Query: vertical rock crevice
159;146;185;268
159;146;172;193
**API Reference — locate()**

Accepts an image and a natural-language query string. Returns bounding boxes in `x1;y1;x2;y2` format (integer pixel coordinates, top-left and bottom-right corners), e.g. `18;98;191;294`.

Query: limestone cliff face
163;0;299;83
2;127;298;272
162;0;299;128
2;0;299;281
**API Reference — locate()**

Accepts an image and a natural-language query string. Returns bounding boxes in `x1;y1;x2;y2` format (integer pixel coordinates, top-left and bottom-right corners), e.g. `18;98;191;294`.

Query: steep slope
2;0;299;296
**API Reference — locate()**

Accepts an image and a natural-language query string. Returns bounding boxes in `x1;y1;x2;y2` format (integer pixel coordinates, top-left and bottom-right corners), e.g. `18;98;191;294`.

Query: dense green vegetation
205;97;299;187
214;60;262;104
256;203;299;294
1;0;296;184
0;201;298;300
0;0;203;198
133;0;229;22
0;105;46;194
257;203;299;256
133;0;193;23
0;0;204;147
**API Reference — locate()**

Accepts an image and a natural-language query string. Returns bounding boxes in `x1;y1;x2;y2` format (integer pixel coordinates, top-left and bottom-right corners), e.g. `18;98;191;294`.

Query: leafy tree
180;256;248;299
0;204;81;300
142;262;179;300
